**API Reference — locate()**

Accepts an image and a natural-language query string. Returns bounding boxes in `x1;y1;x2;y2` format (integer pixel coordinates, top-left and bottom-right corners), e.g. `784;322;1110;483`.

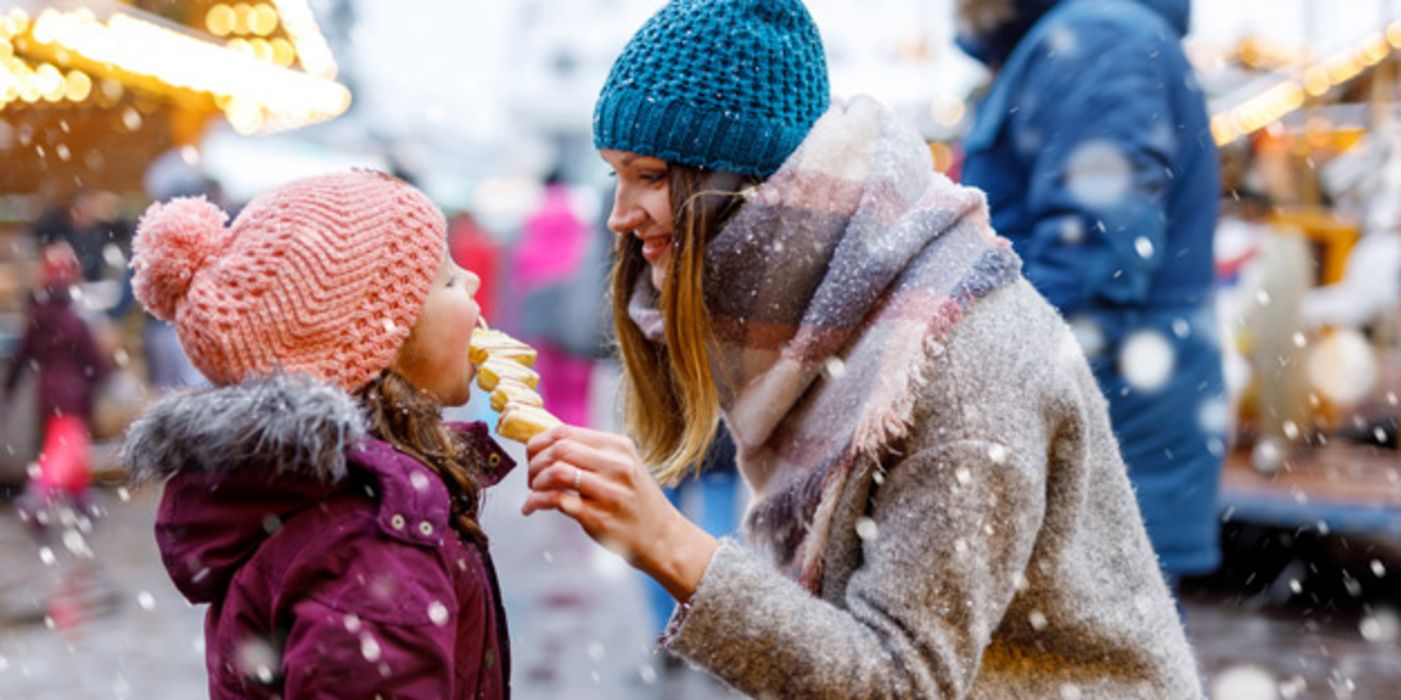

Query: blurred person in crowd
122;172;512;699
6;242;112;522
515;170;602;426
449;211;501;323
521;1;1202;697
957;0;1227;590
64;189;132;283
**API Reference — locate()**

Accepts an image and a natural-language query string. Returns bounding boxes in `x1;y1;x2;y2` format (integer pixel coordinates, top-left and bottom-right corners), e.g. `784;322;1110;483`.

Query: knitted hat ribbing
130;171;444;391
593;0;830;178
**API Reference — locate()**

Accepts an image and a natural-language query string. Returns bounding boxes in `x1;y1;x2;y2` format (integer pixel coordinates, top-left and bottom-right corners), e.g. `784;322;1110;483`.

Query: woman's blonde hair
610;165;757;486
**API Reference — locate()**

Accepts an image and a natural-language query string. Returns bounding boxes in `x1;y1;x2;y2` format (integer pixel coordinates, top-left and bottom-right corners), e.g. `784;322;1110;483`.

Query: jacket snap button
390;514;406;530
419;521;434;536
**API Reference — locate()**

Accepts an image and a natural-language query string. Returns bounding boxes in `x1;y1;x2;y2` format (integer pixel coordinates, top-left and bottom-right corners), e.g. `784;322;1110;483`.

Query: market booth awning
0;0;351;193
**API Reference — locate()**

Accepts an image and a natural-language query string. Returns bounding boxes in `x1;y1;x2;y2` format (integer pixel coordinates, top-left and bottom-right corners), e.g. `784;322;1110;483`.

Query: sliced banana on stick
470;323;559;443
497;404;563;444
476;358;540;392
469;329;537;367
491;380;544;413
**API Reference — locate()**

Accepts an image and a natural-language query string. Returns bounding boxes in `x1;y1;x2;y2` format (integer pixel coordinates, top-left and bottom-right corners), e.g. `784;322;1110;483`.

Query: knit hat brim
593;87;811;179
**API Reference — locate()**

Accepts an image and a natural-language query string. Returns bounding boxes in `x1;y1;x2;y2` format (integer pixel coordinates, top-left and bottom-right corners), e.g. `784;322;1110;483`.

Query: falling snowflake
1046;25;1078;56
855;517;878;541
1028;610;1047;631
235;637;278;683
987;444;1008;465
427;600;449;626
1359;608;1400;644
823;356;847;380
1279;675;1308;699
1306;330;1377;405
121;107;142;131
1251;438;1284;475
1211;665;1278;700
1282;421;1300;441
1371;560;1387;578
1060;218;1085;245
1065;140;1133;209
1197;398;1229;435
360;633;382;662
1134;236;1155;260
586;640;606;660
1119;330;1175;391
62;528;92;558
1068;317;1106;357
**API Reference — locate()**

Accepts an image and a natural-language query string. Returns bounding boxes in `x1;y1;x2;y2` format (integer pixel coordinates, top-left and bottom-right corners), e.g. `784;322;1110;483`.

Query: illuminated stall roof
1211;24;1401;146
0;0;349;135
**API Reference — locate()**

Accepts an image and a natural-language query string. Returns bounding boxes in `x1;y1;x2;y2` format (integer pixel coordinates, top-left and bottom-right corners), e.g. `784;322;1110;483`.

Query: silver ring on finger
572;466;582;492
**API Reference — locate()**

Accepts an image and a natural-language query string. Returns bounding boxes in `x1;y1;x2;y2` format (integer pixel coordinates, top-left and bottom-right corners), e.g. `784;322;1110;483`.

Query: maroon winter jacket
123;374;512;699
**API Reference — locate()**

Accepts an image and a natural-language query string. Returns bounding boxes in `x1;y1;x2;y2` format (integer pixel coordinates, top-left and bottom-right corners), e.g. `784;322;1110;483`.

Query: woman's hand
522;425;719;602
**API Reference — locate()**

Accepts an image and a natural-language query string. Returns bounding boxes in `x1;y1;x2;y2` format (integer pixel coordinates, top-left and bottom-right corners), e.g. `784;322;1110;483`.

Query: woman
524;1;1201;697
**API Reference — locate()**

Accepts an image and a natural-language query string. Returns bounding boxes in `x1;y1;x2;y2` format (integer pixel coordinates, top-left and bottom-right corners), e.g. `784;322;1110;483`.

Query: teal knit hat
593;0;830;178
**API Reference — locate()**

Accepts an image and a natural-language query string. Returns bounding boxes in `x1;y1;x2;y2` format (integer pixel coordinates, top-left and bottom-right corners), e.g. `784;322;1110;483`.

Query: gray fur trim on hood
122;373;367;484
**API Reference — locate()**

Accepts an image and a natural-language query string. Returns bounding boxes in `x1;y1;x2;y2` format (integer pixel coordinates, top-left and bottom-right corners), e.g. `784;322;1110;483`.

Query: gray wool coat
663;279;1204;699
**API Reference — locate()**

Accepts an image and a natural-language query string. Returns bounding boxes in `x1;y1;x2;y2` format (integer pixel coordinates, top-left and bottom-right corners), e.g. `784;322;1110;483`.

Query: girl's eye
640;171;667;184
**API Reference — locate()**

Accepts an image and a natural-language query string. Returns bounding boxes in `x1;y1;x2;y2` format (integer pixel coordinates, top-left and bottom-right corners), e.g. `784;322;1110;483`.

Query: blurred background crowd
0;1;1398;698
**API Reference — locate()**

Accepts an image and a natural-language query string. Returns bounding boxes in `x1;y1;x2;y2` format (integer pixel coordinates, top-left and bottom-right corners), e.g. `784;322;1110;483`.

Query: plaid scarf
633;97;1022;592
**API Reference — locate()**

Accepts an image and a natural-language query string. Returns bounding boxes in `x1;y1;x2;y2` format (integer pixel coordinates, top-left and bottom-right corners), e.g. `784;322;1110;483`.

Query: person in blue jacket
958;0;1226;585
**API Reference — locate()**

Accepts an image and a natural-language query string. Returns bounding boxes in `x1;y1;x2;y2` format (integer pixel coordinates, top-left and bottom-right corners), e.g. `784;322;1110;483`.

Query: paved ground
0;391;1396;699
0;444;735;700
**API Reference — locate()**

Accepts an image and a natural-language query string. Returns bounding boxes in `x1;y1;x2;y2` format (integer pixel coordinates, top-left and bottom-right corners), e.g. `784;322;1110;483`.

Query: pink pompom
131;196;230;321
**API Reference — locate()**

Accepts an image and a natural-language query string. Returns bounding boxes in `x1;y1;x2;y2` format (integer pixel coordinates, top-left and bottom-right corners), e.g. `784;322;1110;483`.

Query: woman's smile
639;234;674;263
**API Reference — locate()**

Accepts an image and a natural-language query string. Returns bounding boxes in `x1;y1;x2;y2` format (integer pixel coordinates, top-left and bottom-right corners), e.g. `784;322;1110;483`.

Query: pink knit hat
130;171;445;391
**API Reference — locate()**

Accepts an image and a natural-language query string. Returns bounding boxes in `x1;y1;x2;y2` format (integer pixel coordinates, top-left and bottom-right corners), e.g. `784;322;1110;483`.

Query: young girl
121;171;512;699
7;241;111;522
523;0;1202;697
